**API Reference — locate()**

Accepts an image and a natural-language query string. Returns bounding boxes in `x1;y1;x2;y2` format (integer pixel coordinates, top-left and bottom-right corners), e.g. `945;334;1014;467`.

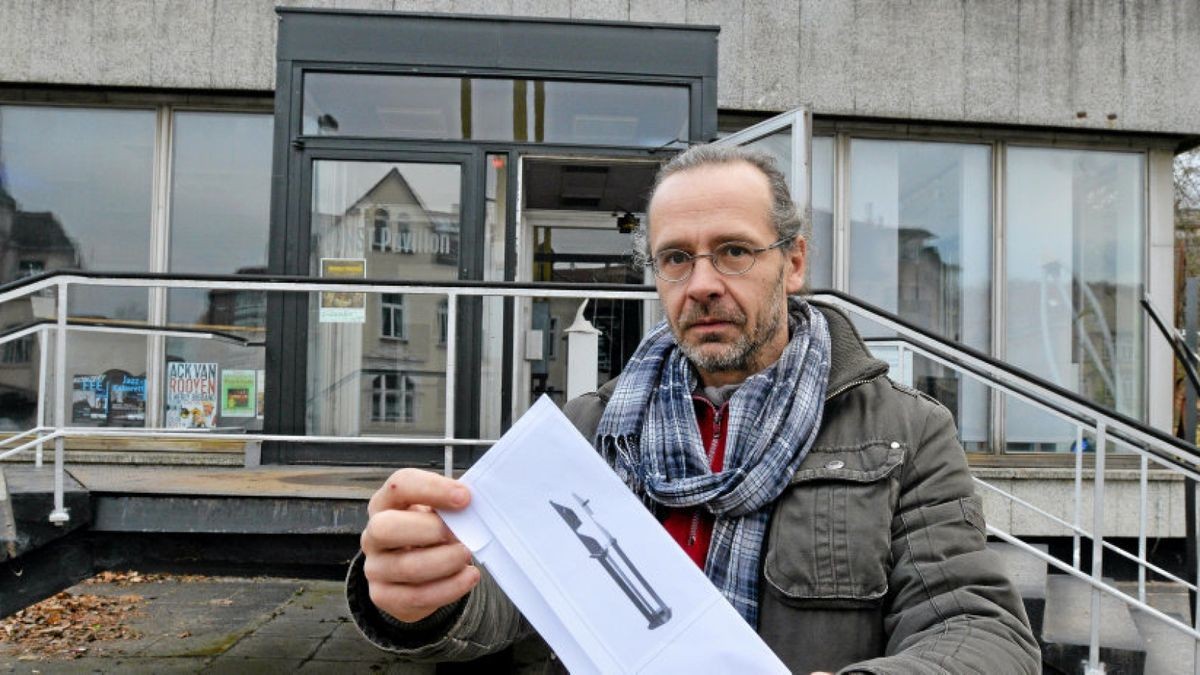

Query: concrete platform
68;465;394;501
0;575;434;674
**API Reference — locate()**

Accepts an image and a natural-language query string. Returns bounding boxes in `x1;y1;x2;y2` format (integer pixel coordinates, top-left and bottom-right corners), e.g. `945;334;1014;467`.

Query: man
347;145;1040;674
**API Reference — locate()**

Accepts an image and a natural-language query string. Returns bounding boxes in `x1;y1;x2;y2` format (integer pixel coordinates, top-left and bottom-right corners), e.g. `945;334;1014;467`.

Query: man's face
647;161;807;387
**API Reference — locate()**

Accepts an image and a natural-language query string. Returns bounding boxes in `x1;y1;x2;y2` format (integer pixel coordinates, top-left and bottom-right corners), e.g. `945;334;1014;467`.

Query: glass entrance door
515;156;660;411
304;158;473;445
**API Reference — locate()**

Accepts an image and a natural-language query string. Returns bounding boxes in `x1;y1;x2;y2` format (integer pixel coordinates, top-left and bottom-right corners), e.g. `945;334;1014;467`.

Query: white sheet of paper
440;396;788;675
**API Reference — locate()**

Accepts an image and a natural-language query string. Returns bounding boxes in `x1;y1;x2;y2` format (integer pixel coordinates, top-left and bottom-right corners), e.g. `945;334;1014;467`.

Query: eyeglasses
648;238;792;283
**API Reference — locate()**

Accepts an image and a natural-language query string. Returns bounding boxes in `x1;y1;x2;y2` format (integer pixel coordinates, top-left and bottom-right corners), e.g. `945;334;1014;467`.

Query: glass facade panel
306;160;461;437
303;73;688;147
0;106;156;429
165;111;272;431
848;139;992;449
809;136;833;289
1005;148;1145;451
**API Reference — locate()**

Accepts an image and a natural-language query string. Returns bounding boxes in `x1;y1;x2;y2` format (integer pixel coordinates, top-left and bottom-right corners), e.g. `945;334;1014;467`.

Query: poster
71;370;145;426
166;362;219;429
221;369;256;418
72;375;107;423
256;369;265;419
319;257;366;323
107;372;146;425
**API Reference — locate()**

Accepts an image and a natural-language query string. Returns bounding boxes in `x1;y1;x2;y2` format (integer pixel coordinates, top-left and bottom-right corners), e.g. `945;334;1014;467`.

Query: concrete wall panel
92;0;155;86
212;0;276;91
686;0;743;110
1;0;1199;135
797;0;853;114
510;0;570;19
1014;1;1071;128
740;0;799;110
569;0;628;22
391;0;454;13
0;0;34;83
629;0;685;25
906;0;965;121
450;0;515;16
149;0;216;89
1065;0;1125;129
28;0;96;84
963;0;1018;122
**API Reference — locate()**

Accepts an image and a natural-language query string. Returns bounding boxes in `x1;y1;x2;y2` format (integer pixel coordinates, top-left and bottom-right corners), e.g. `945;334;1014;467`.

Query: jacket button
824;460;845;470
890;441;900;449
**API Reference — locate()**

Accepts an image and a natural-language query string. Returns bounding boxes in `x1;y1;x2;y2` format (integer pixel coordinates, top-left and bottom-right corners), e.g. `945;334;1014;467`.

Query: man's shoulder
561;378;618;440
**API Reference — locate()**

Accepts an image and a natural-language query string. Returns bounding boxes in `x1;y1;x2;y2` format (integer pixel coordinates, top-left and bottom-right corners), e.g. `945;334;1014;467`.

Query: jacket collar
808;299;890;400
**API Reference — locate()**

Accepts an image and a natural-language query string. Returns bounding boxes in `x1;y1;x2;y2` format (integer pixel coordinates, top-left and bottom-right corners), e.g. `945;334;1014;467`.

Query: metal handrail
3;271;1198;673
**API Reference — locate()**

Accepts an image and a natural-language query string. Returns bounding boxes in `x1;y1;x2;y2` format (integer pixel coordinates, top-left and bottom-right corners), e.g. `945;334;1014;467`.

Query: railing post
35;325;47;468
443;293;458;478
1138;453;1148;604
564;300;600;401
49;281;69;525
1087;422;1107;675
1074;425;1084;570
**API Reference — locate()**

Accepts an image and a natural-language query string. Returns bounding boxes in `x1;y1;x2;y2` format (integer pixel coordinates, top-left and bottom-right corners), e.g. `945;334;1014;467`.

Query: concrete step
1130;608;1195;675
1042;575;1147;675
990;541;1049;639
0;465;90;562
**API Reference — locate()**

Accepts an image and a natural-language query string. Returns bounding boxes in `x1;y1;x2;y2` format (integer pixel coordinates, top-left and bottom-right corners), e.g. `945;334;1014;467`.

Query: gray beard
676;277;787;374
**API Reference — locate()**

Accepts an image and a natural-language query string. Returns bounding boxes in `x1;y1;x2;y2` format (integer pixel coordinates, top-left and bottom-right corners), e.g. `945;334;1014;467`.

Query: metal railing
1;272;1199;674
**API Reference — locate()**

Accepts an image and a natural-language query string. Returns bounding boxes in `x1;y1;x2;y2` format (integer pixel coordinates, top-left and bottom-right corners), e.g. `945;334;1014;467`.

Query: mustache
678;303;746;329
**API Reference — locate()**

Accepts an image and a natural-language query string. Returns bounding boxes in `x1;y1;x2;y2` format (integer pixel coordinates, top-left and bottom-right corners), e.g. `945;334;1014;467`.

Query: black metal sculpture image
549;493;672;630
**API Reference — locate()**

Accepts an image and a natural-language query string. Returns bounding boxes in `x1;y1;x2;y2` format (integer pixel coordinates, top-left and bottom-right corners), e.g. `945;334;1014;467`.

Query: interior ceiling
523;160;659;212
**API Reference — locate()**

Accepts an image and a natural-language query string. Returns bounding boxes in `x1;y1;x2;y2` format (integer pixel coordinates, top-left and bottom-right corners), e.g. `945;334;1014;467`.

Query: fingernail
452;486;469;506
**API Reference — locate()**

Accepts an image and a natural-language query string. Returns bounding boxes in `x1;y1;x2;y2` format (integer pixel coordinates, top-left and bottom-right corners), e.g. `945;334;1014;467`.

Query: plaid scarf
595;297;831;626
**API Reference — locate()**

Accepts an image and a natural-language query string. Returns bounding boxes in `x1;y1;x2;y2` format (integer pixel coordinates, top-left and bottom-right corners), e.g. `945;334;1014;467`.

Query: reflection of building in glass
310;167;459;437
204;266;268;330
0;184;82;428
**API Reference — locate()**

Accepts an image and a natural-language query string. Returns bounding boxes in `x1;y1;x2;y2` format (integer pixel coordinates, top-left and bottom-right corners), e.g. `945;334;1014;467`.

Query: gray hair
633;144;808;266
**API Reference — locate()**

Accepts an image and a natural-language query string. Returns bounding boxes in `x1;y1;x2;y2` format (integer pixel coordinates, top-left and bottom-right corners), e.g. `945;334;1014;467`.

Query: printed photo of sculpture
550;493;671;630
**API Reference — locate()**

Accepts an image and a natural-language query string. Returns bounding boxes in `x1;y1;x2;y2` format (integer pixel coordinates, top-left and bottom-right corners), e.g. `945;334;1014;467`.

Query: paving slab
0;574;436;674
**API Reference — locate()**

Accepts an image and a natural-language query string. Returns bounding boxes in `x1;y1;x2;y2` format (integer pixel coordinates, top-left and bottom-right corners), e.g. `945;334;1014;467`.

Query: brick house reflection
310;168;458;437
0;184;81;428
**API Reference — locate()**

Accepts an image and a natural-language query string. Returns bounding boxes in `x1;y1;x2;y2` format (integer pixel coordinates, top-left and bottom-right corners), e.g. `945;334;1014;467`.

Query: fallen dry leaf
0;590;143;659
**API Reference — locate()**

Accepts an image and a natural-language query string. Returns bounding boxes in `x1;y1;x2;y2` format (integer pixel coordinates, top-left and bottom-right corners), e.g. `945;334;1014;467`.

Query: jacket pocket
763;441;903;608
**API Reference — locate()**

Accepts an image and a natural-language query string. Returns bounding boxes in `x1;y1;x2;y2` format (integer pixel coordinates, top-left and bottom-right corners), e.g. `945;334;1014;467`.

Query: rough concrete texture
0;576;433;674
997;475;1181;539
1;1;1198;135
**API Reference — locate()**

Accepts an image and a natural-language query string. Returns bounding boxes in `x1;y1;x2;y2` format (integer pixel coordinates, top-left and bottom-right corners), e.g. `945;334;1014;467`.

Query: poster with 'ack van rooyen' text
166;362;219;429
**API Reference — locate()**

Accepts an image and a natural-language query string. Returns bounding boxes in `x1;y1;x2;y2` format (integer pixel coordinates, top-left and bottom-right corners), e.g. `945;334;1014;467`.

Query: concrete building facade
0;1;1196;535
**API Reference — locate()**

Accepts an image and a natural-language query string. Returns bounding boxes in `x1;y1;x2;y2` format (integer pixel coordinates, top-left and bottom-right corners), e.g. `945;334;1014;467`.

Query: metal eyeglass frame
647;238;793;283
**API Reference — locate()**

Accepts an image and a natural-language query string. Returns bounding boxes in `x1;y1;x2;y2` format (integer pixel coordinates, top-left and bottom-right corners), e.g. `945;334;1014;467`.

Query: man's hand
360;468;481;623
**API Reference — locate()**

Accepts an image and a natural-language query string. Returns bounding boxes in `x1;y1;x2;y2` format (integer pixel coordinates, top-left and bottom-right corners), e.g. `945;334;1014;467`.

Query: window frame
380;293;408;341
804;118;1169;465
0;96;273;435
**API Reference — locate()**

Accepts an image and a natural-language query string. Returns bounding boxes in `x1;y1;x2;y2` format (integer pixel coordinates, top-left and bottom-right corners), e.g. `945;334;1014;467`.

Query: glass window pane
809;136;834;289
0;106;156;429
164;111;272;432
848;139;992;450
303;73;688;147
0;105;155;319
307;160;461;438
1004;147;1145;452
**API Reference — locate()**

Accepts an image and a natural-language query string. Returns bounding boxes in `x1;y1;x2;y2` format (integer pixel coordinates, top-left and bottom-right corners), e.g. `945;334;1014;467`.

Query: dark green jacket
346;301;1041;674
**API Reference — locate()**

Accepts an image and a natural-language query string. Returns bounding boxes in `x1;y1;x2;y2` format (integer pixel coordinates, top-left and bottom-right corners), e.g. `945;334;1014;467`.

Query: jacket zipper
824;376;879;402
688;404;724;548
